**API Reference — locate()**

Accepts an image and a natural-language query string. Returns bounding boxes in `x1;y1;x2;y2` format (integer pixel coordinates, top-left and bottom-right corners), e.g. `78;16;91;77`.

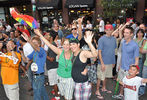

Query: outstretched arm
142;78;147;83
34;29;62;55
21;33;40;52
77;17;83;41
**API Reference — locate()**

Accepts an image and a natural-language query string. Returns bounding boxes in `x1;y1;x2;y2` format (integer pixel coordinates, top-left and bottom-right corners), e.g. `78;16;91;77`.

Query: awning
65;0;95;9
36;0;62;10
0;0;31;7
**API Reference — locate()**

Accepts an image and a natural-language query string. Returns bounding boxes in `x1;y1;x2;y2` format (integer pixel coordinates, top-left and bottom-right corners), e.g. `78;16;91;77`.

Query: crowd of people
0;16;147;100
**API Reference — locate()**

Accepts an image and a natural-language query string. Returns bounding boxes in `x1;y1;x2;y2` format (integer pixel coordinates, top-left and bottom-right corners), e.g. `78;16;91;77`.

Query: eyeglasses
71;28;77;31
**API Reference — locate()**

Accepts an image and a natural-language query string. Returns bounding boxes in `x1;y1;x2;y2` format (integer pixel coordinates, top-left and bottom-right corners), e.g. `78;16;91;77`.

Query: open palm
84;31;93;44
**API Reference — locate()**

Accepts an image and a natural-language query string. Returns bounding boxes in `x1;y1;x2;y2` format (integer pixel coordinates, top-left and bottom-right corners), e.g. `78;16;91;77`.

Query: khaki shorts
97;64;113;80
117;68;129;81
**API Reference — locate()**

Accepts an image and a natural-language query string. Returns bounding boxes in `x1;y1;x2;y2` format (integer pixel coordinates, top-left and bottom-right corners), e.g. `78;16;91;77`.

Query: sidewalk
0;74;147;100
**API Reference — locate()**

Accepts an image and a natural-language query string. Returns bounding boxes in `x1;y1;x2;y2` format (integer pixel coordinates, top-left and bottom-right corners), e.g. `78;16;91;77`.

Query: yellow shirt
0;52;21;85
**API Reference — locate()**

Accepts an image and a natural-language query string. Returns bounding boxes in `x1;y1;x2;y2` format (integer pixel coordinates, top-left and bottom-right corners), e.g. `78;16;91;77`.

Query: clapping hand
84;31;94;44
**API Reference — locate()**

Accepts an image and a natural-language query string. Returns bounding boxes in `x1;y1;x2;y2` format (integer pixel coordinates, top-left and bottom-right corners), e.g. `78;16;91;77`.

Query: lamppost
31;0;36;18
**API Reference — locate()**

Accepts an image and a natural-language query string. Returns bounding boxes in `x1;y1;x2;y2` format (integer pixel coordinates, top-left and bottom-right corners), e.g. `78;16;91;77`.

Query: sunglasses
71;28;77;31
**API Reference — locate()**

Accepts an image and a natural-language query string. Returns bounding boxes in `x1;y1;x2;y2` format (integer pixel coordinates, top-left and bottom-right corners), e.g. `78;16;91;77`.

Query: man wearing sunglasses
66;18;83;41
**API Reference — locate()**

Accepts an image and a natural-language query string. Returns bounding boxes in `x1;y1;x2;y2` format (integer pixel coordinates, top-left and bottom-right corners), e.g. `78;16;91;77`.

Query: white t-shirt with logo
123;76;144;100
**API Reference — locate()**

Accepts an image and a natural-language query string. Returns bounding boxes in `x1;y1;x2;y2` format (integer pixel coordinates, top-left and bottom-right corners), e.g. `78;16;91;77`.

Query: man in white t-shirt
119;65;147;100
97;17;105;35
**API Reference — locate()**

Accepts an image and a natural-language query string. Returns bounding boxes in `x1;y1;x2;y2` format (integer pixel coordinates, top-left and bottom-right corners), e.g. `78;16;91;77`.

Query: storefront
36;0;62;30
0;0;31;26
65;0;95;23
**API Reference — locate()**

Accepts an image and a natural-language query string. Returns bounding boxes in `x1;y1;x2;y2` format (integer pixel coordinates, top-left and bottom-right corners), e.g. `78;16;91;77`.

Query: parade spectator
80;29;98;89
134;29;146;77
0;30;8;42
14;23;31;37
97;17;105;35
86;20;92;29
96;24;117;99
112;20;117;29
119;64;147;100
70;30;97;100
19;36;34;94
139;24;146;39
21;34;49;100
139;40;147;96
8;30;17;43
66;18;83;41
113;26;139;99
5;23;12;32
0;40;21;100
14;30;22;53
52;24;64;41
45;31;60;100
41;30;51;51
34;29;75;100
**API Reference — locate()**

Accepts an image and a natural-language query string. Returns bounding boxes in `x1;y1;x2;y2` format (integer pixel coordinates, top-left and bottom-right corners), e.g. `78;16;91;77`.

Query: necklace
64;51;72;72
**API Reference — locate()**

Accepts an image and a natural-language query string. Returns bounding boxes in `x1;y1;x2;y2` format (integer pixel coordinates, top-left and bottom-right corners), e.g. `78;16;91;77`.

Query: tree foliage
101;0;138;18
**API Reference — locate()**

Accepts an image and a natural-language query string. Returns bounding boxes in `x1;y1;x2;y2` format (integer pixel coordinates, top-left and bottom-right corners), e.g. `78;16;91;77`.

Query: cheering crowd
0;17;147;100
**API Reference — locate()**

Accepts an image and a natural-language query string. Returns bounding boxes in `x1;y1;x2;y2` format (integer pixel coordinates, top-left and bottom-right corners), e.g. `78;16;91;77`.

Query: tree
100;0;138;21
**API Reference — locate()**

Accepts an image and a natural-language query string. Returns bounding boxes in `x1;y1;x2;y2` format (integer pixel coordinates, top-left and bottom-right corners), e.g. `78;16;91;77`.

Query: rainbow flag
10;7;38;29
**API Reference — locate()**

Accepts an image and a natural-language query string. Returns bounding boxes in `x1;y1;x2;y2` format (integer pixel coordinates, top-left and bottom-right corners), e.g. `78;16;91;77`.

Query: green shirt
57;50;73;78
144;42;147;66
134;39;144;58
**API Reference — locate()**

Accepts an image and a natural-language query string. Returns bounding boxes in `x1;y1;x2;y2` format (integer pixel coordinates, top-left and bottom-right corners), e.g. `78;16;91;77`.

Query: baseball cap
130;64;140;70
105;24;113;30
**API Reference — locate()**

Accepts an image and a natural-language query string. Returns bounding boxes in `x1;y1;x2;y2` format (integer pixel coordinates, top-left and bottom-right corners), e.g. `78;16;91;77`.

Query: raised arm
21;33;40;52
83;31;98;58
34;29;62;55
14;23;20;29
3;34;9;41
111;24;123;36
77;17;83;41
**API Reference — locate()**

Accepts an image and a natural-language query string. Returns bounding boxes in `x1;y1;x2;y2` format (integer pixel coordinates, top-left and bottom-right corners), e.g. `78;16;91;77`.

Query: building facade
0;0;146;29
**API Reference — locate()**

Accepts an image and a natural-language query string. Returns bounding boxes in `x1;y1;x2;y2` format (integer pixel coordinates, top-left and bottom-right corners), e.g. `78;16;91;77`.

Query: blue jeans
27;66;33;86
139;65;147;95
33;74;49;100
138;58;144;77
